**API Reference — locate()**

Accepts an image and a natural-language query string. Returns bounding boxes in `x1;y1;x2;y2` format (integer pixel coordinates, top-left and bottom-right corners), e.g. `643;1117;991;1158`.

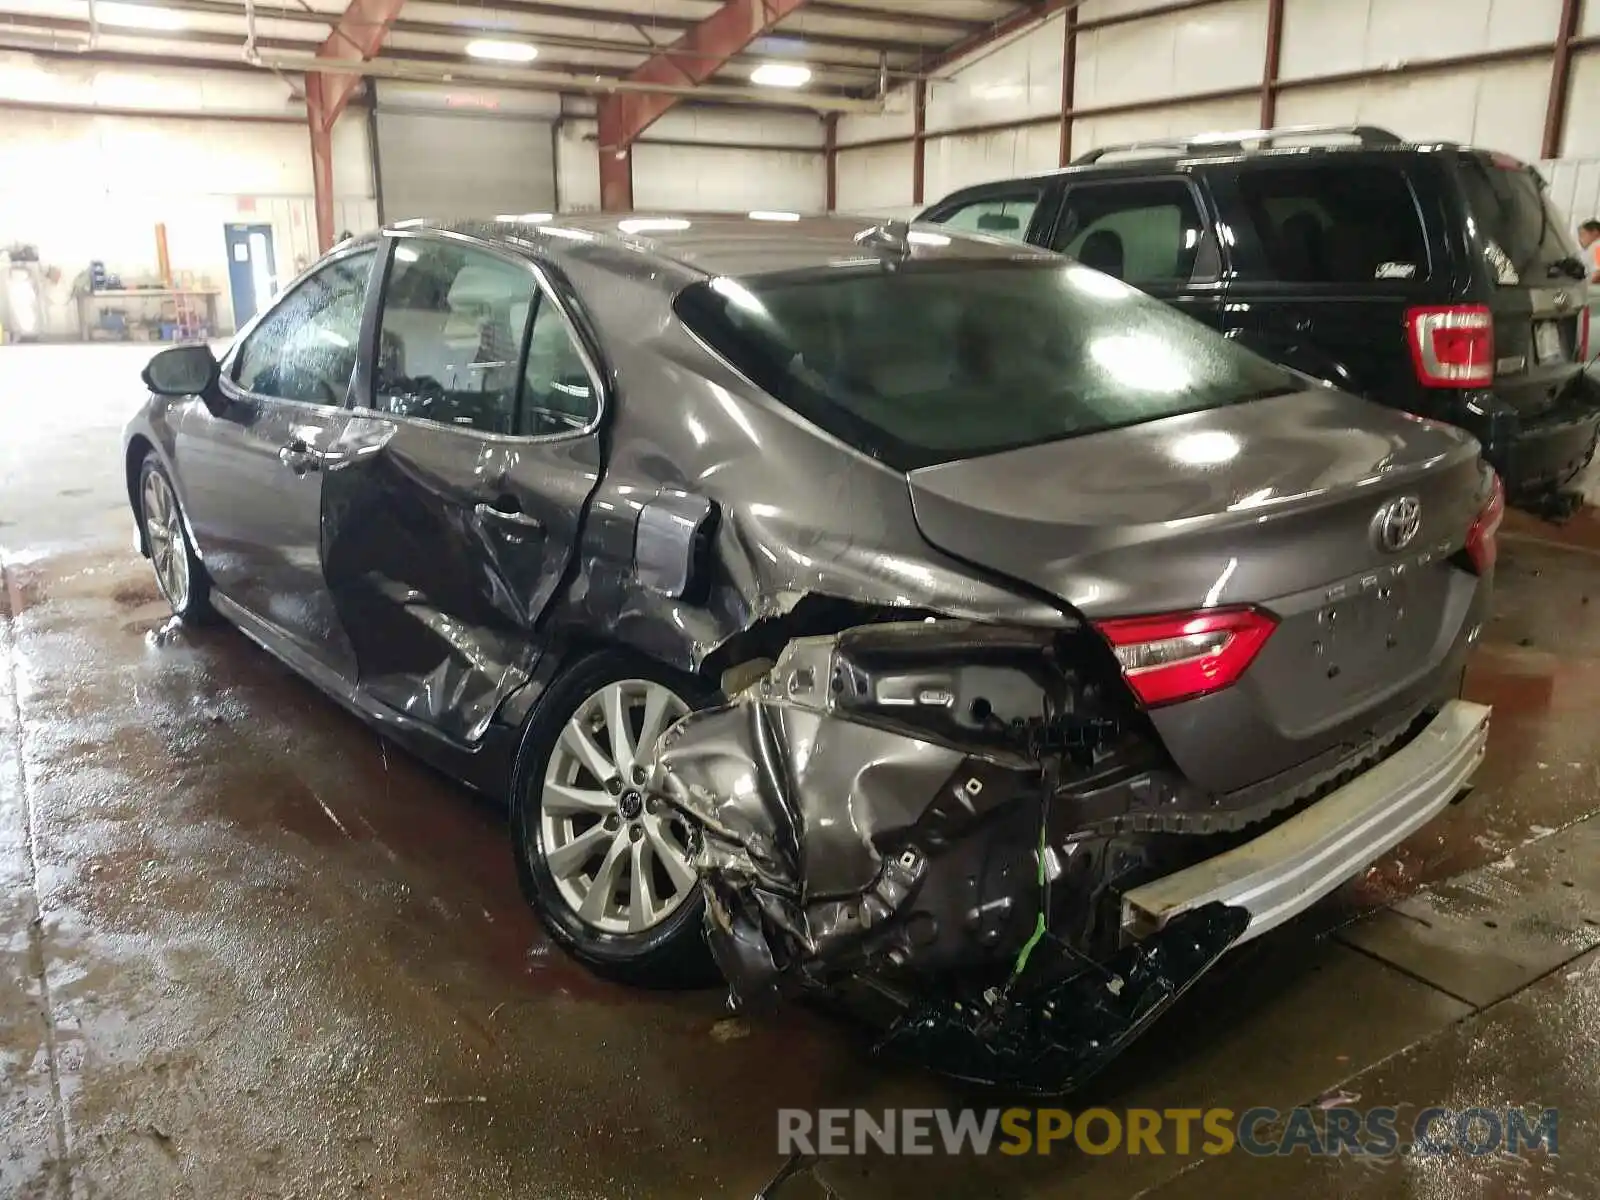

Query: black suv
918;125;1600;505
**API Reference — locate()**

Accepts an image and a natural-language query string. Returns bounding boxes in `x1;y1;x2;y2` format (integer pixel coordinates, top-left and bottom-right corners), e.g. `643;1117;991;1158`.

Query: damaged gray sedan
125;214;1497;1091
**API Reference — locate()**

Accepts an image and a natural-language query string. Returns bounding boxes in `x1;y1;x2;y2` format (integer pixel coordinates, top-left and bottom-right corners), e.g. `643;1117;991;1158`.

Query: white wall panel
630;144;825;212
0;53;300;115
1538;157;1600;232
837;89;916;146
1560;52;1600;158
1078;0;1190;22
925;14;1065;134
1073;95;1260;159
1276;59;1550;162
1280;0;1562;82
1075;0;1268;109
647;106;824;147
923;123;1059;202
836;143;916;215
1584;0;1600;37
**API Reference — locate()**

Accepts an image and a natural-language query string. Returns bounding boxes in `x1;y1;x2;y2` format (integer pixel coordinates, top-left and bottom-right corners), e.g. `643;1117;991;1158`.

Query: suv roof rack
1072;124;1404;165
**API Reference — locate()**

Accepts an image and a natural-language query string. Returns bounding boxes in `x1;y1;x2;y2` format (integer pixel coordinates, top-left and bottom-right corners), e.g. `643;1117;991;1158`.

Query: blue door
223;223;278;331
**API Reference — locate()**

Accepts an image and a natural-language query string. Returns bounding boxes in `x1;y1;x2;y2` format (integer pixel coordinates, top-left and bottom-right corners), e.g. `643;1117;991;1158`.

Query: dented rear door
321;232;604;744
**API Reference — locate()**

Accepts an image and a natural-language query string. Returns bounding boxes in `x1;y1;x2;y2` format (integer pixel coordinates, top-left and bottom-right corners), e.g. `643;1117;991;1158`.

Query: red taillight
1094;607;1278;709
1581;307;1591;363
1407;305;1494;387
1465;470;1505;574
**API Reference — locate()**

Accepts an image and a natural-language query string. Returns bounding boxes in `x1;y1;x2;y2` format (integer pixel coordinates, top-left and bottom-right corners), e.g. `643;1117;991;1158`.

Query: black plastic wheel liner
873;902;1252;1095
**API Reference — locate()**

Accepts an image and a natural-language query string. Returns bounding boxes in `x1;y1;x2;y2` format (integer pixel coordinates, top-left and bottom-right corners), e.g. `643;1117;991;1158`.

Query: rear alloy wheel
513;653;717;985
139;453;211;621
543;679;696;933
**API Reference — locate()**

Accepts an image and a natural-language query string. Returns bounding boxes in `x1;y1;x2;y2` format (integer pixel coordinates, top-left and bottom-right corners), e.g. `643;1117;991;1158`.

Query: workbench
78;288;221;341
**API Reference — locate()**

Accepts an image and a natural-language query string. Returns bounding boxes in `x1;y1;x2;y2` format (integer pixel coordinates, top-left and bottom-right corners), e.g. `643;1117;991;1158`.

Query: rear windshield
675;260;1296;471
1457;156;1585;284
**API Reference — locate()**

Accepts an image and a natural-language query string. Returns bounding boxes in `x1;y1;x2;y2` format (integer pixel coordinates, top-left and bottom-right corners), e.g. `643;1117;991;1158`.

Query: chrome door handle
278;439;320;473
475;502;543;532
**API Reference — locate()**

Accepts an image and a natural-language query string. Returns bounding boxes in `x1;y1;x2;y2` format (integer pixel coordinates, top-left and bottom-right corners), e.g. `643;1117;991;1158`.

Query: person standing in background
1579;220;1600;283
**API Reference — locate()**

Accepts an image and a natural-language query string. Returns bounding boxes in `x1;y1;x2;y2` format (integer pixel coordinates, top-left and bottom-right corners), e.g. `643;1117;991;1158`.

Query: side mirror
142;344;222;407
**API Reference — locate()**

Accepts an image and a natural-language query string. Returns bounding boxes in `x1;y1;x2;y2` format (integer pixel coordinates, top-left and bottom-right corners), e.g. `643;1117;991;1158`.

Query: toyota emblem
1372;496;1422;553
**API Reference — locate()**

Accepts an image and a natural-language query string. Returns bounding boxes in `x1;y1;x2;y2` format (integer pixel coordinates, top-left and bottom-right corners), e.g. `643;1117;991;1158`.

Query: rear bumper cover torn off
1121;699;1490;945
649;622;1490;1091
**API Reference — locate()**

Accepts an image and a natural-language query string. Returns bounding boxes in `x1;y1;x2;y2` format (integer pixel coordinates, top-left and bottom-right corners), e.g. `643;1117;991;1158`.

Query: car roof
388;213;1055;280
933;138;1489;200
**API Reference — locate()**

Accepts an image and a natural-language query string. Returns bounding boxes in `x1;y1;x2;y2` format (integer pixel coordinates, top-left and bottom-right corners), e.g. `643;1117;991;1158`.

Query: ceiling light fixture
96;3;188;30
750;63;811;88
465;39;539;63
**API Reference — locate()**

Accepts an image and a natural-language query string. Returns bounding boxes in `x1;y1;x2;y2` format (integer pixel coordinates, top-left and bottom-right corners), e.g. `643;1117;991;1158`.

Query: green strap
1008;818;1049;983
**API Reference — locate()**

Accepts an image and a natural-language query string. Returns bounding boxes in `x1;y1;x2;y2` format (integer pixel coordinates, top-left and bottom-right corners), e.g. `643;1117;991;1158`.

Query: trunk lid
906;390;1488;794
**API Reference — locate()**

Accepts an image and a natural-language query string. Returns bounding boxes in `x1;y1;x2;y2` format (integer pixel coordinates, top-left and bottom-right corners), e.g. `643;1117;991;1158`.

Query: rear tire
511;650;719;987
138;452;212;622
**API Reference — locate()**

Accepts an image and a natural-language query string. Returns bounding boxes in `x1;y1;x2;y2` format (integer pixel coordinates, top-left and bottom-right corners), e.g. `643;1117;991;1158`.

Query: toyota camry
125;214;1498;1089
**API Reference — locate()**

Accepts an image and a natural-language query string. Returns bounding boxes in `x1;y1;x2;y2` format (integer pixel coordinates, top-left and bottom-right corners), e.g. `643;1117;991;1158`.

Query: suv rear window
1235;164;1429;284
1456;156;1585;285
675;260;1295;471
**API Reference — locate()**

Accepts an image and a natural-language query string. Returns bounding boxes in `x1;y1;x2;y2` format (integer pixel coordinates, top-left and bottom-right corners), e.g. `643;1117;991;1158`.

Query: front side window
932;193;1040;242
1049;181;1205;285
676;261;1295;471
1234;164;1431;284
234;250;373;404
374;239;538;434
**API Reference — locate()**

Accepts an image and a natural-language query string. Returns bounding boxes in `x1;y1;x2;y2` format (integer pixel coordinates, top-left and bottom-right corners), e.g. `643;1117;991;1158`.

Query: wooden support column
305;0;408;251
306;73;337;255
912;78;927;206
1260;0;1284;128
1059;4;1078;166
824;112;838;212
1545;0;1585;159
596;122;634;213
595;0;814;211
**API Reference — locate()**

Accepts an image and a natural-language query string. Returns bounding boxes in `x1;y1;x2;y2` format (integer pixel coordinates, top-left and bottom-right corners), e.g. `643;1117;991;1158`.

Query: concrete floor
3;343;1600;1200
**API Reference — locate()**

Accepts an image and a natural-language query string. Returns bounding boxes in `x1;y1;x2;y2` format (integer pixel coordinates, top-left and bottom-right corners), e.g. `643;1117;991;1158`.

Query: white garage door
374;103;557;222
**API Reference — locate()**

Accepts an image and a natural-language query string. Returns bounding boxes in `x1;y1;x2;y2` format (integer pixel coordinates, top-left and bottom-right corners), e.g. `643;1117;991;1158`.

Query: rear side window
675;261;1296;471
1048;180;1207;285
1234;165;1429;284
1456;156;1584;285
931;193;1039;242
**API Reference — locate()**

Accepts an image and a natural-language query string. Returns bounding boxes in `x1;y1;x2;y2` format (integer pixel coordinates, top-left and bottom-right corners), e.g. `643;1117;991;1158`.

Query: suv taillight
1465;470;1505;574
1093;607;1277;708
1407;305;1494;387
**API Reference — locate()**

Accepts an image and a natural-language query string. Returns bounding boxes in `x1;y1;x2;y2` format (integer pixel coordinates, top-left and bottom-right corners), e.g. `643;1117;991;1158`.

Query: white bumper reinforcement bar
1121;699;1491;946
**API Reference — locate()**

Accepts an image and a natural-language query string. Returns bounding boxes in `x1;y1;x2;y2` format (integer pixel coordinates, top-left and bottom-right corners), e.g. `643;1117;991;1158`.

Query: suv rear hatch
1453;151;1590;418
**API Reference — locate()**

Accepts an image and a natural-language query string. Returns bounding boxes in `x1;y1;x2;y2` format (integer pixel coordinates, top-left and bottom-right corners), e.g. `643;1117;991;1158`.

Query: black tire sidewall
139;452;211;621
511;649;717;981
